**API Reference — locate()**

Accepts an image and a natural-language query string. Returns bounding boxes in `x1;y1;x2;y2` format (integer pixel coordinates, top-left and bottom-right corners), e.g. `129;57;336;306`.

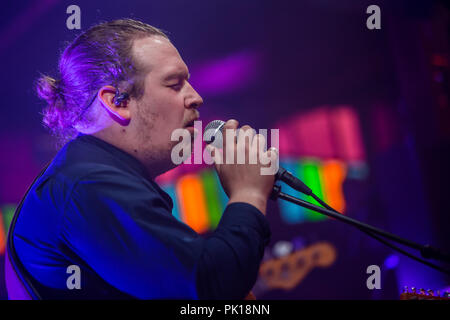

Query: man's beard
135;100;177;176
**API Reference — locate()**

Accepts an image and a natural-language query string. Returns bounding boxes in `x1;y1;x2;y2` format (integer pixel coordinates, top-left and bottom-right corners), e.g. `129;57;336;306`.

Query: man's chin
184;126;198;140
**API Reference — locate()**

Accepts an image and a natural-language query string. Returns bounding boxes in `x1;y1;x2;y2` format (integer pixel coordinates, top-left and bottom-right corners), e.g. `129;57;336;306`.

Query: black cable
310;193;450;275
275;169;430;252
279;191;421;250
273;187;450;275
354;227;450;275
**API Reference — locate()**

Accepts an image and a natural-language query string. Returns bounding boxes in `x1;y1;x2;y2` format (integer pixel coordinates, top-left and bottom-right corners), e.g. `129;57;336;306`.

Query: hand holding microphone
205;119;279;215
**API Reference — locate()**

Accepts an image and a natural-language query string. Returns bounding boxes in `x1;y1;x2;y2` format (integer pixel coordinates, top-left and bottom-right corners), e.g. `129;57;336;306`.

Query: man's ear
98;85;131;124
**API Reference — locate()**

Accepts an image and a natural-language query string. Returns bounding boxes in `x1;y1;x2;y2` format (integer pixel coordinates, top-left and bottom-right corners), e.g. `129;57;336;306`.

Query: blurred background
0;0;449;299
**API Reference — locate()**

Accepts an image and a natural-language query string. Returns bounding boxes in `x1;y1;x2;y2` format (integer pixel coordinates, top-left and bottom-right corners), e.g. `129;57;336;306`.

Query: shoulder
63;163;153;197
44;161;139;190
64;163;173;212
36;161;156;210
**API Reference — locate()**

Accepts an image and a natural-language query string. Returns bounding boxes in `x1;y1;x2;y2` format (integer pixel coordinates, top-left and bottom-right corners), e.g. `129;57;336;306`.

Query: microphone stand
270;185;450;274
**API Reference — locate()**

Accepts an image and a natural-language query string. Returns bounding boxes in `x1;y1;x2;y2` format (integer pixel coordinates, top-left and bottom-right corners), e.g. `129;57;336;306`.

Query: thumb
205;144;216;160
206;144;222;168
268;147;279;158
206;144;215;154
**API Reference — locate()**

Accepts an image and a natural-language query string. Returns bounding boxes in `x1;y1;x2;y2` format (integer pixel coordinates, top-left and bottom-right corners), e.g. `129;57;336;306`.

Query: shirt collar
72;133;174;212
75;133;150;179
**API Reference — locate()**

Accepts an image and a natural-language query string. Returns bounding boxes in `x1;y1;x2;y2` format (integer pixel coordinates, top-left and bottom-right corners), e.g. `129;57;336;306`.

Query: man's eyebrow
163;71;190;81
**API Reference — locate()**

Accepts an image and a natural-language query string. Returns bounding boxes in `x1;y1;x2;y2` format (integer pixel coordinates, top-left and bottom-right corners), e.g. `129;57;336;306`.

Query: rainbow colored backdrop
160;156;364;234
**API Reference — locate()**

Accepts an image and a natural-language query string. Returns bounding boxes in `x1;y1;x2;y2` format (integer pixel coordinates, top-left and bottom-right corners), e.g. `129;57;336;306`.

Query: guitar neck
400;287;450;300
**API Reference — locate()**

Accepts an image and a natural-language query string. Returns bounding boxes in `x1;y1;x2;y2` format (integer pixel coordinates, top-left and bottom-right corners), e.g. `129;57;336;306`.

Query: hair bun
36;75;69;141
36;75;63;103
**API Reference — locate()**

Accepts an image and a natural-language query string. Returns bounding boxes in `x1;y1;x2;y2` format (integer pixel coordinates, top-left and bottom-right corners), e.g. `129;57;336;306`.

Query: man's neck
91;130;172;180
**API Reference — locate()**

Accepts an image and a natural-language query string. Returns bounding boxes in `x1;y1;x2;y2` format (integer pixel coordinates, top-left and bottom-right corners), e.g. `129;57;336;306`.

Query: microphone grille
204;120;225;132
203;120;225;147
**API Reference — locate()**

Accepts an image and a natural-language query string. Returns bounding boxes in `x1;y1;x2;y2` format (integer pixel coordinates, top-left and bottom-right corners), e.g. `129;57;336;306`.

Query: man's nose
186;82;203;109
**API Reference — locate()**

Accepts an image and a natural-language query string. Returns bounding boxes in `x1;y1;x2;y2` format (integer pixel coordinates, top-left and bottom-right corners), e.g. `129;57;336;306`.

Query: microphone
203;120;312;196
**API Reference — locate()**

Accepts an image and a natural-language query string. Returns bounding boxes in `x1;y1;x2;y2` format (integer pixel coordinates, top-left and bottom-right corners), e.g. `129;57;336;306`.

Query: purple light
384;254;400;269
441;286;450;293
190;50;262;96
291;236;306;251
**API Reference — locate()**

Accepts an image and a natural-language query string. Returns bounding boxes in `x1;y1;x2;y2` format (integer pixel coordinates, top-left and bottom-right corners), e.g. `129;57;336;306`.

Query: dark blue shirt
12;134;271;299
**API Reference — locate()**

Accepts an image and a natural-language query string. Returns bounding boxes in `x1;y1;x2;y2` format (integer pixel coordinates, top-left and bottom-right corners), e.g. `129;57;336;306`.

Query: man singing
9;19;277;299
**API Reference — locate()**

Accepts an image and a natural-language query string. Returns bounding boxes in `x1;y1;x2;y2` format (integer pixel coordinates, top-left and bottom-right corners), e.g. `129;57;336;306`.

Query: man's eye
168;83;182;90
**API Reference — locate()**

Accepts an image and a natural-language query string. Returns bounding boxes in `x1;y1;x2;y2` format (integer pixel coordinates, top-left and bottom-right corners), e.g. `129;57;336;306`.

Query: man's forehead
132;36;187;76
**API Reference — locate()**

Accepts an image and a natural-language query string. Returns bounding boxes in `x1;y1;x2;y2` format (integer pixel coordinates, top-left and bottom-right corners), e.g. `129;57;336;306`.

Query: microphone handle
276;167;312;196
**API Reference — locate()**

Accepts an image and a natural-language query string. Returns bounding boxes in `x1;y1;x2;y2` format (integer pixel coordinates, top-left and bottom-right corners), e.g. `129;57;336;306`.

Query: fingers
267;146;278;159
264;147;279;175
223;119;239;130
223;119;239;162
206;144;223;167
253;133;267;153
252;133;267;164
222;120;257;149
223;119;239;146
237;125;256;147
218;120;273;167
235;125;256;164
